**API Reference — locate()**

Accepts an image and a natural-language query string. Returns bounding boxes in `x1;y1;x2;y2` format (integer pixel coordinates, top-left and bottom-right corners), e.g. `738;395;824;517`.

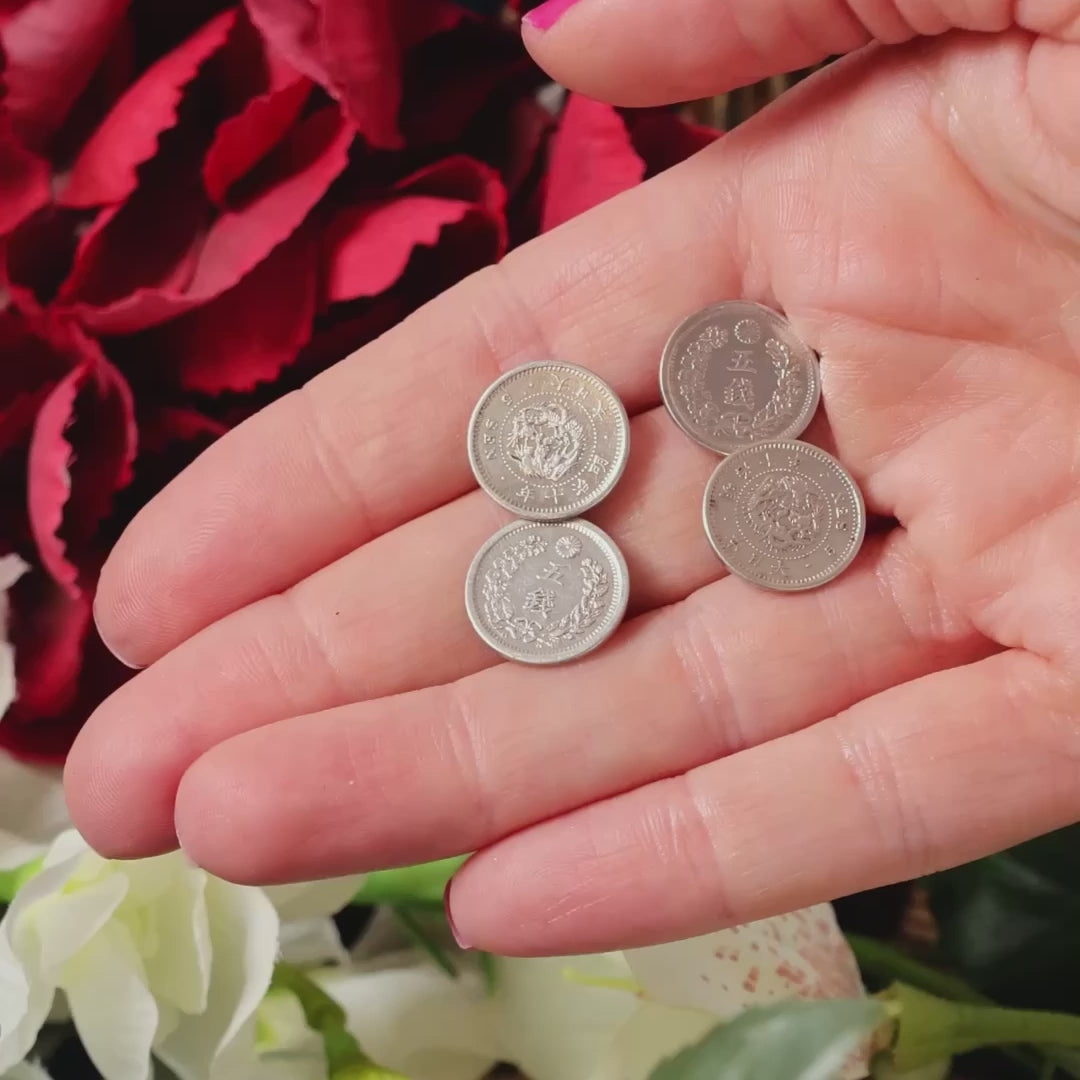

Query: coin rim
464;518;631;665
467;361;631;521
701;439;867;592
659;301;822;456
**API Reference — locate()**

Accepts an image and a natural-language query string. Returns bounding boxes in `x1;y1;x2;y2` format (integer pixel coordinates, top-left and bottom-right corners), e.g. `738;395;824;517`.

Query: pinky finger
447;649;1080;956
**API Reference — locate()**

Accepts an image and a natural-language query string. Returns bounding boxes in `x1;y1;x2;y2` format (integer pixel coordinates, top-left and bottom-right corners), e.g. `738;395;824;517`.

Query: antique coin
660;301;821;455
703;440;866;592
465;519;630;665
468;362;630;520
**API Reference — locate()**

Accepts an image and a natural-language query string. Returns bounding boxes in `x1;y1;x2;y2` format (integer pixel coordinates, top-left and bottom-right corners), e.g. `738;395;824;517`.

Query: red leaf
150;224;318;393
541;93;644;233
61;9;238;208
139;407;227;454
0;107;48;235
326;155;506;304
1;0;131;148
202;72;311;205
27;331;135;596
58;105;352;333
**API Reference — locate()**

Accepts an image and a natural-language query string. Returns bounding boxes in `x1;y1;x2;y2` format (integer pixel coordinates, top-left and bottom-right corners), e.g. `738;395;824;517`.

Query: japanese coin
703;440;866;592
467;362;630;520
660;301;821;455
465;519;630;665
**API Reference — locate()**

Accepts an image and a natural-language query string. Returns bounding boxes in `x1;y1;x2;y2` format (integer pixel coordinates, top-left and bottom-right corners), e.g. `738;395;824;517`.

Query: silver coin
465;519;630;665
703;440;866;592
660;301;821;455
467;362;630;520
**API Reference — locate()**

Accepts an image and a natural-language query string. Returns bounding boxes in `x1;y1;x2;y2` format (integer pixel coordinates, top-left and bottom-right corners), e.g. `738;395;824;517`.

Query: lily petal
62;920;158;1080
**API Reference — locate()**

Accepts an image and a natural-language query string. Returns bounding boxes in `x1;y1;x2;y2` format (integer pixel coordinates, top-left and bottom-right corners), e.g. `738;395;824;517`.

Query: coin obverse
465;519;630;665
703;440;866;592
660;301;821;455
468;362;630;520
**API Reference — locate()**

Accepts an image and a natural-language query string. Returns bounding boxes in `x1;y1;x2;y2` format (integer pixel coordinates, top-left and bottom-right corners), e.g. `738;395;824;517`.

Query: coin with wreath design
467;362;630;520
660;301;821;455
465;519;630;664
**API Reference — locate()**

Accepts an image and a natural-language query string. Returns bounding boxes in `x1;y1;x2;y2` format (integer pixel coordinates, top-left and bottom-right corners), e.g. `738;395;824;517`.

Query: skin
65;0;1080;956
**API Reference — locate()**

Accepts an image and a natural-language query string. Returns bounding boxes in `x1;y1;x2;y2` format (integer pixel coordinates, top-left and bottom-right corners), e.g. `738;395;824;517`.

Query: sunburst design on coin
555;534;583;559
468;362;630;520
660;301;821;456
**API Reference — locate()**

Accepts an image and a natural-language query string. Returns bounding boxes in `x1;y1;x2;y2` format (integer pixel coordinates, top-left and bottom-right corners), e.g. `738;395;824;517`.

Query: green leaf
925;826;1080;1013
270;963;412;1080
0;856;44;903
392;907;458;978
884;983;1080;1072
353;857;467;907
647;998;886;1080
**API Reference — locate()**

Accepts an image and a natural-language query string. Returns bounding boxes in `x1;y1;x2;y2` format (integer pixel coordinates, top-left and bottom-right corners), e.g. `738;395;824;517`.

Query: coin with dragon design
465;519;630;664
468;362;630;520
703;440;866;591
660;301;821;455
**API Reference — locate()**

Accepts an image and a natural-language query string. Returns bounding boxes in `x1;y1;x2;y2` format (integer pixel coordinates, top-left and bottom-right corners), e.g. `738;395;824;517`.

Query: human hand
65;0;1080;956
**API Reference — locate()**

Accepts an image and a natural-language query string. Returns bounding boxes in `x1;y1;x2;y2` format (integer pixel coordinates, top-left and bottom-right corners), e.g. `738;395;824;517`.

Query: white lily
496;903;868;1080
2;1062;52;1080
0;828;361;1080
0;752;69;874
0;554;28;722
255;950;499;1080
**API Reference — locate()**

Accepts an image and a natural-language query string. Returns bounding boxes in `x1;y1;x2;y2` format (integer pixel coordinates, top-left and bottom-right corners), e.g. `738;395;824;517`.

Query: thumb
520;0;1076;106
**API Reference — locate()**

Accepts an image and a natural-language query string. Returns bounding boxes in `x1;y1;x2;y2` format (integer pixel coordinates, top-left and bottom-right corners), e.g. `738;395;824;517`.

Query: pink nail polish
523;0;582;31
445;880;471;950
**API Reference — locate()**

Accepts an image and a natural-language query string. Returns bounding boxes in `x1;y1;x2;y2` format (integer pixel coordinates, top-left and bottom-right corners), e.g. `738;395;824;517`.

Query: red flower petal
27;330;135;596
245;0;461;149
202;72;311;205
0;106;48;235
4;582;92;743
147;224;317;393
61;9;238;209
28;366;82;595
626;108;719;177
1;0;131;148
318;0;401;147
326;155;506;303
541;93;644;233
59;105;352;333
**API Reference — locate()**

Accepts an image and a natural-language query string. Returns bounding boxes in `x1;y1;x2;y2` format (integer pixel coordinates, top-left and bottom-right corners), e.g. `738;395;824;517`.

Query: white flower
0;752;69;874
256;951;499;1080
0;555;29;722
495;903;868;1080
0;829;361;1080
2;1062;52;1080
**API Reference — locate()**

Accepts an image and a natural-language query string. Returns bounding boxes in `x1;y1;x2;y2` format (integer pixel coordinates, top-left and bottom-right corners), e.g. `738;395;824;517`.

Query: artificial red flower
0;0;717;761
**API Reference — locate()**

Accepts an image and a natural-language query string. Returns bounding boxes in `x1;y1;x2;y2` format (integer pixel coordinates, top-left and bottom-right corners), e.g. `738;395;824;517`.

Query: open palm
66;0;1080;955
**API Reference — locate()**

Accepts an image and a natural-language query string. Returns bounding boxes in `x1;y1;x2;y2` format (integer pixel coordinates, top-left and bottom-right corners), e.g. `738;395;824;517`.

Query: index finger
521;0;1076;106
94;143;746;668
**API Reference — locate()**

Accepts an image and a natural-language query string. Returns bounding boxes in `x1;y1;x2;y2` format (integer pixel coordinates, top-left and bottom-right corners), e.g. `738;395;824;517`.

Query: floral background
2;1;1080;1078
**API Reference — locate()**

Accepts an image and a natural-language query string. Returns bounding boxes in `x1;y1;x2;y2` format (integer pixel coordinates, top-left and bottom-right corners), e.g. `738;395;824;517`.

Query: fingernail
523;0;582;31
445;879;471;950
92;597;144;670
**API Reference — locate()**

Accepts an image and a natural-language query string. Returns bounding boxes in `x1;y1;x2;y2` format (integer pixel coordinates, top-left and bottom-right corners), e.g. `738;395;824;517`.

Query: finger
94;131;753;669
166;530;987;883
446;649;1080;955
521;0;1078;106
65;405;724;856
